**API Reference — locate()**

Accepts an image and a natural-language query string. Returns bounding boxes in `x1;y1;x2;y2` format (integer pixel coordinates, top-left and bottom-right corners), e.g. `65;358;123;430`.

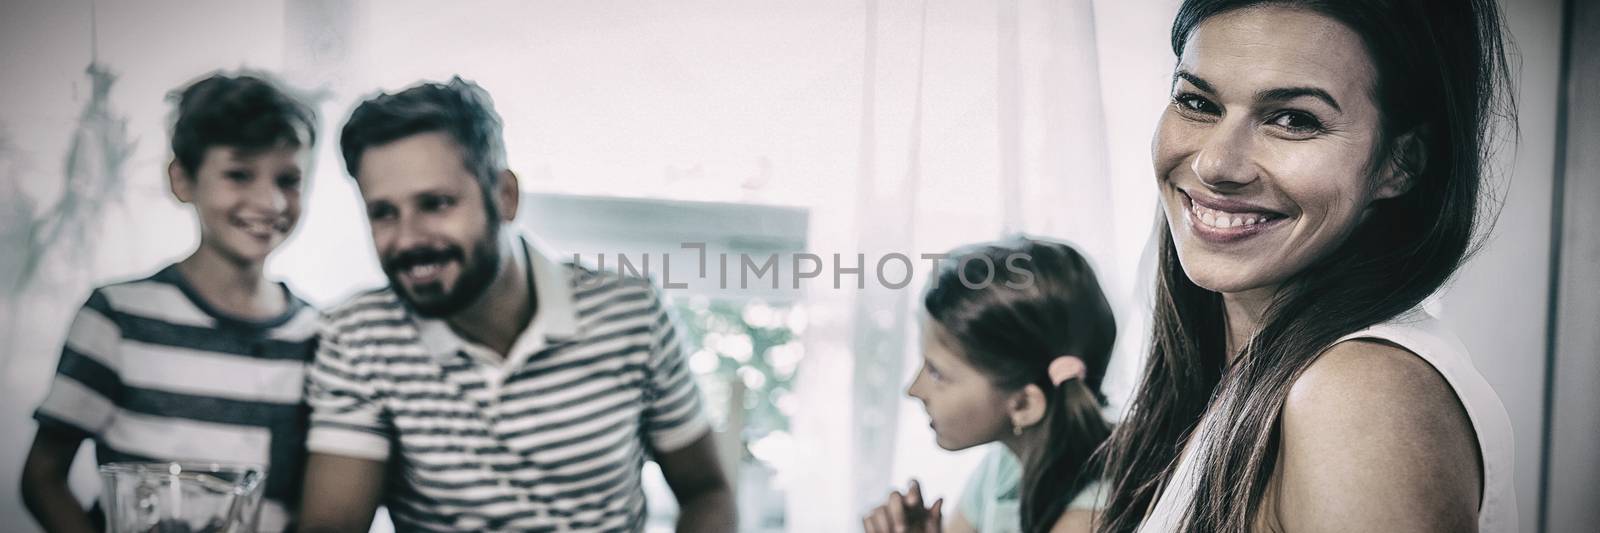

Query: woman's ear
1008;384;1049;432
1378;129;1427;200
168;160;194;204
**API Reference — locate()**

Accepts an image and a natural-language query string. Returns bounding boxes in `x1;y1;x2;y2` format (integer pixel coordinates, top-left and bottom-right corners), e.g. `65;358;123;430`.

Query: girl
865;237;1117;533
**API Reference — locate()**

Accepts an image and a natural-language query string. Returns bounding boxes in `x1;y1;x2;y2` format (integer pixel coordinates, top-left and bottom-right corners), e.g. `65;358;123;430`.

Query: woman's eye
1174;93;1218;115
1269;111;1324;134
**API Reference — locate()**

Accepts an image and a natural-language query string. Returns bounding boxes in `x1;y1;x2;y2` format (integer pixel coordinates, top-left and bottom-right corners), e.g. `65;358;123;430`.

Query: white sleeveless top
1135;309;1519;532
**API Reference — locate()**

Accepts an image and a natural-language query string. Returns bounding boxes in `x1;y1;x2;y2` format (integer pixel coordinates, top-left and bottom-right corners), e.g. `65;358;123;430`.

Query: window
517;192;807;532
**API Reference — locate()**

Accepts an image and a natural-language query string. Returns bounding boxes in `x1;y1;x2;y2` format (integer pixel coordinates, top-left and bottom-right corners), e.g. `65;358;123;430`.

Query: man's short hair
339;77;508;194
169;72;318;175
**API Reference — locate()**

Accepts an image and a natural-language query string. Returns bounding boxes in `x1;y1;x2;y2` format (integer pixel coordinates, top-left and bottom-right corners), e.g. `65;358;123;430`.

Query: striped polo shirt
306;234;710;532
33;264;321;532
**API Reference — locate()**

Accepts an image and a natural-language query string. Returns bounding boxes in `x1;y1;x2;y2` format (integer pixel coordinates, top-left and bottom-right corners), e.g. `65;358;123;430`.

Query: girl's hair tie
1047;355;1086;386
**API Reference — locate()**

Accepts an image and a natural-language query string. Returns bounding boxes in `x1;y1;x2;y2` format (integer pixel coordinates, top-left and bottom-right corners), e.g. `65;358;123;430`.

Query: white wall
0;1;290;529
1434;1;1565;532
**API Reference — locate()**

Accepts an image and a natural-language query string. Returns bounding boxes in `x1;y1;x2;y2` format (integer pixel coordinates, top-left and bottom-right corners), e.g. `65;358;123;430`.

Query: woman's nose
1190;120;1259;189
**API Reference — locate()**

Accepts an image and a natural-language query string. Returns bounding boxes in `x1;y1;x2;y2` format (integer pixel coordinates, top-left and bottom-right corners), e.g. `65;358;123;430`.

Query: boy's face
170;144;308;266
354;131;508;318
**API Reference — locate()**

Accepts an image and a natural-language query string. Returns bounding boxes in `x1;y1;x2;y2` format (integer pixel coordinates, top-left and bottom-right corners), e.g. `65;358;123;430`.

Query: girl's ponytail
1021;378;1112;533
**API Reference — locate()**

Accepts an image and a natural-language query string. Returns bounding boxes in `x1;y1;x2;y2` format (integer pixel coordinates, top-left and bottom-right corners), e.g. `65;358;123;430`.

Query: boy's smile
232;212;292;241
172;144;307;266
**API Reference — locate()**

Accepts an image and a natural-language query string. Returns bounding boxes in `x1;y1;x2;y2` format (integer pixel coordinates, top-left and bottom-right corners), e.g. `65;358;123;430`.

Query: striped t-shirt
306;235;710;532
33;264;321;532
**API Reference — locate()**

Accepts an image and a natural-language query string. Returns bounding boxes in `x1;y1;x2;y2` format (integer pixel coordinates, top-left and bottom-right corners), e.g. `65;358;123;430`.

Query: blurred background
0;0;1592;532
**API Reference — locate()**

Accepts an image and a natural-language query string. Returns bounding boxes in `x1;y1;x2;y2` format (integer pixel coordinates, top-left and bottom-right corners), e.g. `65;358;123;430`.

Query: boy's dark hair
169;72;318;175
339;77;507;197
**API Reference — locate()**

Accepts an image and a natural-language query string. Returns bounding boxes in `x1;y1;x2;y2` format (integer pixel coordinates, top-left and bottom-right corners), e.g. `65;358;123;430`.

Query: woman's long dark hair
924;237;1117;533
1096;1;1515;532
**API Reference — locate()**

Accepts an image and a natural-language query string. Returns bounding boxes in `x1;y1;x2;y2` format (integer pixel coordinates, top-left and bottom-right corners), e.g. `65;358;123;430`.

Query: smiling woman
1155;6;1411;305
1098;0;1519;532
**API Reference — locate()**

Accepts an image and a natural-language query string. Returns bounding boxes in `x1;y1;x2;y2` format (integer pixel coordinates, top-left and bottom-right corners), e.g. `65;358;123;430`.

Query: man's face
354;131;502;317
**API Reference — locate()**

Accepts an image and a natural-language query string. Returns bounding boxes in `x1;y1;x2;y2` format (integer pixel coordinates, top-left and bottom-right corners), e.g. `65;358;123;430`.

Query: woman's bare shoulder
1270;339;1481;532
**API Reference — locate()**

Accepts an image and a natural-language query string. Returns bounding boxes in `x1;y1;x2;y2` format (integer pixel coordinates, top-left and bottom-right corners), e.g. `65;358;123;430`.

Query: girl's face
905;316;1014;451
1152;6;1410;296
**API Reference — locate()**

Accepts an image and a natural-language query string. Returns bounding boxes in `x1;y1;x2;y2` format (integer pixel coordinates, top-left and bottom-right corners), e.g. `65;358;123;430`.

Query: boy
19;72;321;533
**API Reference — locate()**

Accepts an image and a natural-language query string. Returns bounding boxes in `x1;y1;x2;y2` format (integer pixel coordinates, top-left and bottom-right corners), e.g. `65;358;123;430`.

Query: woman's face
905;316;1014;451
1152;6;1410;296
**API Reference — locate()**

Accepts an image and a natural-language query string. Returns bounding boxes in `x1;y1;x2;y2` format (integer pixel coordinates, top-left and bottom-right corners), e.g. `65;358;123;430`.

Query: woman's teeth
1191;202;1275;229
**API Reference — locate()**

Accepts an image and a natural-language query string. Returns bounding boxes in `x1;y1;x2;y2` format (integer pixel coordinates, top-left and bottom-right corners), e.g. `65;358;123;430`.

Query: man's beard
382;229;502;318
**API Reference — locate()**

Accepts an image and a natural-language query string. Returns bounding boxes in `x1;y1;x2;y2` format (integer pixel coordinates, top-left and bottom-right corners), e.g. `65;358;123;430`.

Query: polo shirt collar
415;229;579;365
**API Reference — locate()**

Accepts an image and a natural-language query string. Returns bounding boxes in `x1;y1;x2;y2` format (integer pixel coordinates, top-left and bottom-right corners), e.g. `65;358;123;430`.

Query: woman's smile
1179;189;1289;244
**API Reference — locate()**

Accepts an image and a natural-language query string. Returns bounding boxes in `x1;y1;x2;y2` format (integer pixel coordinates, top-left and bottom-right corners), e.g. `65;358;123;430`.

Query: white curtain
788;0;1178;530
0;1;1180;531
